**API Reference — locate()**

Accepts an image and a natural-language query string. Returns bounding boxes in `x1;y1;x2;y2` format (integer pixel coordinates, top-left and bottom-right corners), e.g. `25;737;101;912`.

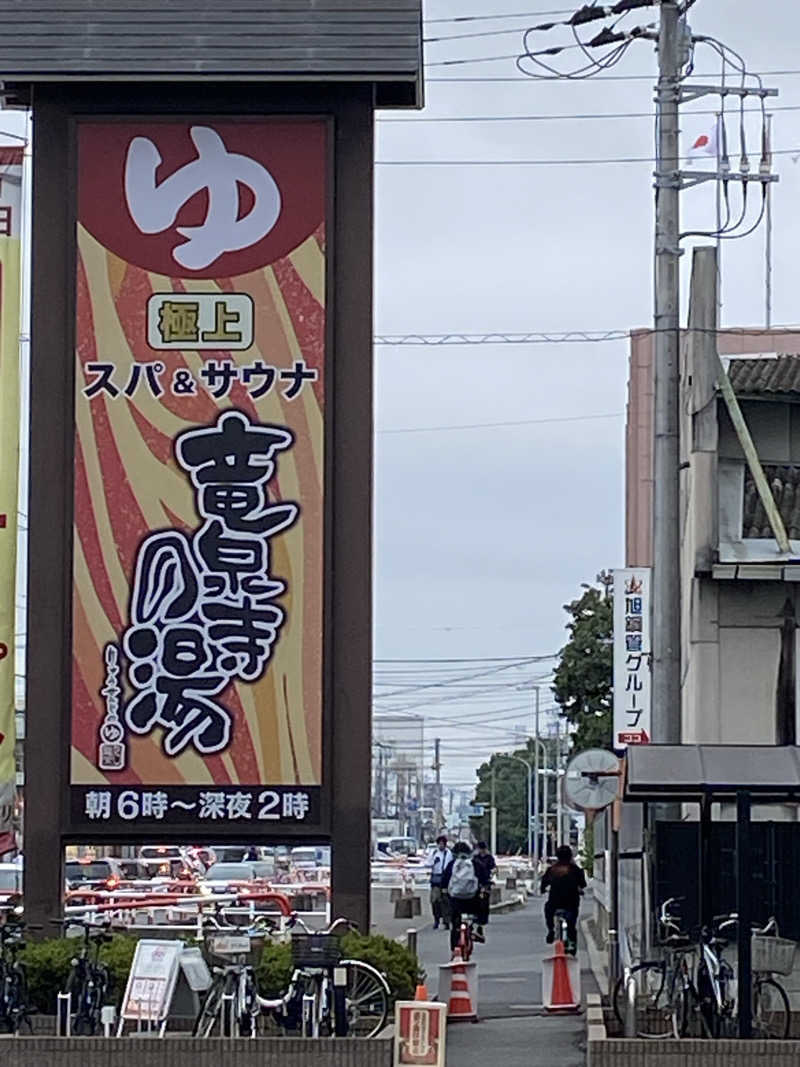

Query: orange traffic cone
414;982;430;1002
547;939;579;1013
447;948;476;1021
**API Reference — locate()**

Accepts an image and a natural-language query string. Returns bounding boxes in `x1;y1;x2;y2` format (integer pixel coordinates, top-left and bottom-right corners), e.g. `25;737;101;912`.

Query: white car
200;861;274;895
0;863;21;906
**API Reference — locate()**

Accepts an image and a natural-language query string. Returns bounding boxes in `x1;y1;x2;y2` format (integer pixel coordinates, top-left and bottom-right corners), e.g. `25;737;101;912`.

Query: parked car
65;856;129;889
137;845;192;879
201;862;259;894
0;862;22;906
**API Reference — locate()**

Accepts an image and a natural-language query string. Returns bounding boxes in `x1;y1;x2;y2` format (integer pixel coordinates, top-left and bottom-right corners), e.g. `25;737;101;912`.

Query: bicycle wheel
459;924;473;963
670;973;692;1039
612;962;669;1038
74;979;102;1036
753;977;790;1039
6;967;29;1035
238;969;259;1038
193;975;225;1037
341;960;390;1038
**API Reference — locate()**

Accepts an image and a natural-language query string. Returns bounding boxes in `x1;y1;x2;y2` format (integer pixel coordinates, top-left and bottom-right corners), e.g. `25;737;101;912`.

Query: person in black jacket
540;845;586;949
471;841;496;937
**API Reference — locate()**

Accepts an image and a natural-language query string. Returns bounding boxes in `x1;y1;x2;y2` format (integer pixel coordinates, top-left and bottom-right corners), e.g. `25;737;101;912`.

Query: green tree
469;738;560;854
552;572;613;753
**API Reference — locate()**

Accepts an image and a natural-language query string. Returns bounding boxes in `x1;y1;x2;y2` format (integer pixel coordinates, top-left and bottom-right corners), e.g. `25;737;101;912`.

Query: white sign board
210;934;251;957
613;568;652;750
119;939;184;1023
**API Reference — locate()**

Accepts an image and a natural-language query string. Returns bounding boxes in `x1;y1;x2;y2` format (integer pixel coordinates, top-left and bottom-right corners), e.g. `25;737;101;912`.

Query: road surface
391;895;597;1067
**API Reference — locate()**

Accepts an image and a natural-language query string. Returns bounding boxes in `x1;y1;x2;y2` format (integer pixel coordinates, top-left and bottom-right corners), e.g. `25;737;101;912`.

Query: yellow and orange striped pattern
71;222;325;789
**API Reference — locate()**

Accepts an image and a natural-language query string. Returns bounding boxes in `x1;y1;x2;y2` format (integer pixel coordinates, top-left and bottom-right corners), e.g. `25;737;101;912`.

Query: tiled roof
0;2;424;108
743;465;800;539
728;356;800;395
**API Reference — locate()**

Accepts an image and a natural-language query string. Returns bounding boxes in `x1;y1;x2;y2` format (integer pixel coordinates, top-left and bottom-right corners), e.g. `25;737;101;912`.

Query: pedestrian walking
428;834;453;930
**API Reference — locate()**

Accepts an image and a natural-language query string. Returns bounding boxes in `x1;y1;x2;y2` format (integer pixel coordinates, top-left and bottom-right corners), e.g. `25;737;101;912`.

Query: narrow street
413;900;597;1067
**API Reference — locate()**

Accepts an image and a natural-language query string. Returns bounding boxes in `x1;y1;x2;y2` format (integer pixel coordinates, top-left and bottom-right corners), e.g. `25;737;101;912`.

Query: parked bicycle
194;912;390;1039
612;897;694;1038
52;917;114;1035
193;911;274;1038
260;916;390;1039
613;900;793;1040
0;911;39;1034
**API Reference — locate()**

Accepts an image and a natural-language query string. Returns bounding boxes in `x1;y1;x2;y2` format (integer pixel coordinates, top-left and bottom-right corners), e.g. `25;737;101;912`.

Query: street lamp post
496;753;533;864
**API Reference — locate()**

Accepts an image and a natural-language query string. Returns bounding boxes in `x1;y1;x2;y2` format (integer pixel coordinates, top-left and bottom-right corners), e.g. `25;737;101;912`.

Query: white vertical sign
613;568;652;750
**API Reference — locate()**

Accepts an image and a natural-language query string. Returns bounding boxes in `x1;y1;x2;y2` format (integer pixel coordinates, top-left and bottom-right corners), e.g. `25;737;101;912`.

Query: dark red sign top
79;120;326;279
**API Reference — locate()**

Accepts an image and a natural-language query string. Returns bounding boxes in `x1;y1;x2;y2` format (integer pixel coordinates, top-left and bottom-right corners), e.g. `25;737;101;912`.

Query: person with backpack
446;841;481;952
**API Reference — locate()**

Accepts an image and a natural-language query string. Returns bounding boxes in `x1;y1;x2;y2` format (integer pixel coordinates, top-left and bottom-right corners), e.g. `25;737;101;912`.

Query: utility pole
490;763;497;857
533;686;540;868
432;737;443;830
652;0;682;745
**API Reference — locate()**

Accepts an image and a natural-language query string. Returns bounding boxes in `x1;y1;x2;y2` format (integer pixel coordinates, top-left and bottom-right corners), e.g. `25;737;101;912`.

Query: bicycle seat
709;937;728;950
660;935;693;949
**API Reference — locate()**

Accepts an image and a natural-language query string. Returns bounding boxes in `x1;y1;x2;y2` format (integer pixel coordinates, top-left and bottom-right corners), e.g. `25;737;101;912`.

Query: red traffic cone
447;948;476;1021
547;939;579;1014
414;982;430;1002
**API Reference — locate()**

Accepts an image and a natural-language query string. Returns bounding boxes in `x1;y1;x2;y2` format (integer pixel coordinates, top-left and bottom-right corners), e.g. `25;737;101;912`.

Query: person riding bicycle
447;841;482;952
472;841;496;939
541;844;586;951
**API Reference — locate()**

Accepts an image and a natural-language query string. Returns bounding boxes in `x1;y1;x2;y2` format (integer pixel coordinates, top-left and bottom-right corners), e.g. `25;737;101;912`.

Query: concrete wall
626;324;800;569
0;1038;391;1066
589;1038;800;1067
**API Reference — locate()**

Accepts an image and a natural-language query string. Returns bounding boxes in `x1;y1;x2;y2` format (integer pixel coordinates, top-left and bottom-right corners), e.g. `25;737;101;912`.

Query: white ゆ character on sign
124;125;282;270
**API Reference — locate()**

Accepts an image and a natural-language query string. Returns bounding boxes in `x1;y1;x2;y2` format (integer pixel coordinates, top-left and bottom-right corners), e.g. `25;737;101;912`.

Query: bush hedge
20;930;421;1015
20;933;136;1014
255;932;422;1004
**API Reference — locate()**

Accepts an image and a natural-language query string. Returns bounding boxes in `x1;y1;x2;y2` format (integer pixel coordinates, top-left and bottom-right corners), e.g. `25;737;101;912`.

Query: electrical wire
376;147;800;166
376;325;800;346
424;8;576;24
379;104;800;124
425;70;800;83
378;412;623;434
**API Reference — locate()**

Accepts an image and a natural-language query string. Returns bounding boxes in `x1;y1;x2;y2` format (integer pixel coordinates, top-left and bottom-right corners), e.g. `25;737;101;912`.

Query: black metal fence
655;821;800;940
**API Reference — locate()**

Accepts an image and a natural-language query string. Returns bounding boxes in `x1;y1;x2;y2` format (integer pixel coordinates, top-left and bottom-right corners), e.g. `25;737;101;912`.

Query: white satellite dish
564;749;620;812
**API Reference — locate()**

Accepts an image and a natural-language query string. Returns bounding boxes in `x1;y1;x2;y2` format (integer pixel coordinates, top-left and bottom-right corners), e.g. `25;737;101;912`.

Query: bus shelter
625;744;800;1038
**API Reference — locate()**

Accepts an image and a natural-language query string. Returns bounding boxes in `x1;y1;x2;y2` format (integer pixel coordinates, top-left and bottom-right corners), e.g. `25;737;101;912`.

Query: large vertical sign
71;120;327;832
613;568;651;750
0;147;22;854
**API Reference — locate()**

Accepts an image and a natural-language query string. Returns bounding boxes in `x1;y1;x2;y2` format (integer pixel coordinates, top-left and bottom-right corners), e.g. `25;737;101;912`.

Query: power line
426;69;800;83
378;412;623;434
376;146;800;167
424;9;575;25
373;655;556;664
379;103;800;124
376;329;630;345
376;326;800;346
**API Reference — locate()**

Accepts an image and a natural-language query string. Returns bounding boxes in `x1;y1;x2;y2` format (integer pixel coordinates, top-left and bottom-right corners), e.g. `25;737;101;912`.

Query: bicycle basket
291;933;343;968
751;935;797;976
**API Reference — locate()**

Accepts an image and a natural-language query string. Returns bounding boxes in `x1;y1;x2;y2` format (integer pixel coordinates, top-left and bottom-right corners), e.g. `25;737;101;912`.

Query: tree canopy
469;737;561;854
552;572;613;753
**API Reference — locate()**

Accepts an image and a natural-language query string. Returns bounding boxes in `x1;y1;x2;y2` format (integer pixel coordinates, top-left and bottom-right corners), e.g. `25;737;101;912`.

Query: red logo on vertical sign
79;122;325;278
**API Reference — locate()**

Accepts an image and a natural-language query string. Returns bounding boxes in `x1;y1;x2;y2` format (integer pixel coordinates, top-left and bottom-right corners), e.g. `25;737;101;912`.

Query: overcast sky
372;0;800;790
6;0;800;798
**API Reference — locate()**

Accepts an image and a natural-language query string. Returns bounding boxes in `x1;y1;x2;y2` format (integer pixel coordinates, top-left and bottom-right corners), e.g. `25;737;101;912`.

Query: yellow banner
0;147;23;848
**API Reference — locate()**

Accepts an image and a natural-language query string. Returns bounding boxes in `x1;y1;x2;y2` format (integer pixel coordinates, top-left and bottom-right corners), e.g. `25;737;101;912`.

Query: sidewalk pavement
416;898;597;1067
